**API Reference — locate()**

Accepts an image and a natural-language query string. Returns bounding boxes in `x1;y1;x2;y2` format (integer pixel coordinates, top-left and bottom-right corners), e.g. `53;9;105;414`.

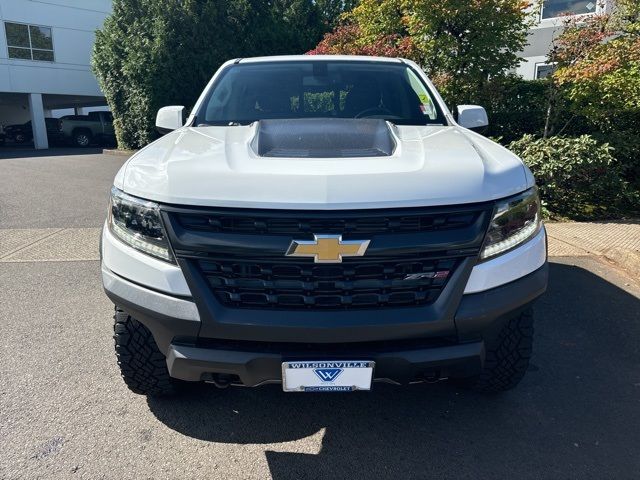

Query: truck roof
236;55;404;64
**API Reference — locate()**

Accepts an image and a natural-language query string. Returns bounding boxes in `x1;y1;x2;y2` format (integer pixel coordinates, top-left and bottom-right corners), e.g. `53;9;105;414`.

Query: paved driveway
1;151;639;479
0;148;119;228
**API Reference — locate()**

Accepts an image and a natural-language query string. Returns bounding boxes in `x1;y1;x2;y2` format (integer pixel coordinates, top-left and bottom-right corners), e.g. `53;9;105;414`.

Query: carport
0;92;108;149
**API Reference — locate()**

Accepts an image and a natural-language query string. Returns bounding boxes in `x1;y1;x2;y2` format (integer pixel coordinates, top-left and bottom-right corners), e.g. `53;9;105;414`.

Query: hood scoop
252;118;396;158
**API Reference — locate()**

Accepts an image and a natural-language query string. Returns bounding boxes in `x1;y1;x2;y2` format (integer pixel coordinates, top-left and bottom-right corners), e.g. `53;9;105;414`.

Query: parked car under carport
3;118;64;145
59;111;115;147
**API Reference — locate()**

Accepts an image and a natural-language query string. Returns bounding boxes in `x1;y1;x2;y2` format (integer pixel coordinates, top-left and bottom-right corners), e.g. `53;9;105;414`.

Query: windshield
195;61;446;126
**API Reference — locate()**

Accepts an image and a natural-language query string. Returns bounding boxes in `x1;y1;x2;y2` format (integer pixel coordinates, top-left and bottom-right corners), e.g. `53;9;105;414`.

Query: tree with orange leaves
550;0;640;122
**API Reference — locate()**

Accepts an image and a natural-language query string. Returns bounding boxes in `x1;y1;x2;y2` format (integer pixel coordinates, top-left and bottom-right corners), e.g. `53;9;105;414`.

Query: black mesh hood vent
253;118;396;158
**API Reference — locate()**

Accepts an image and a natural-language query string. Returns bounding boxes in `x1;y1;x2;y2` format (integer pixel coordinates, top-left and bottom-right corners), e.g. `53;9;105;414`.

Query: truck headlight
108;187;174;263
480;187;541;260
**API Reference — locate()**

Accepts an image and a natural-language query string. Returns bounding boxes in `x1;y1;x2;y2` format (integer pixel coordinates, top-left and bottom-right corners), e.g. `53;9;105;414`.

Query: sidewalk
1;221;638;280
546;221;640;280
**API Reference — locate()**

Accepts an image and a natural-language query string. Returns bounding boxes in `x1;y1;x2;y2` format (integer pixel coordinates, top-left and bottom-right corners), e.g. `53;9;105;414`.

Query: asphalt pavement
0;148;120;228
1;150;639;479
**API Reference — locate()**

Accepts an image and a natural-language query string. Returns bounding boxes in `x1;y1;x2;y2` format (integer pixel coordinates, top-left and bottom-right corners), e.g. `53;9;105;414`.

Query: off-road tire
464;308;534;393
113;308;176;396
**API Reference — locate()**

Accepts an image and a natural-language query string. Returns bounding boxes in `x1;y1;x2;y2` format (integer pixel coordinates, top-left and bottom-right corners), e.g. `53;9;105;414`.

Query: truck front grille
173;210;479;236
163;205;492;311
196;256;458;309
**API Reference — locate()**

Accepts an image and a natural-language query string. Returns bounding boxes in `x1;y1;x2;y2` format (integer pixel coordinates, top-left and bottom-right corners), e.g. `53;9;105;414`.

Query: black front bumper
107;262;548;386
166;339;485;385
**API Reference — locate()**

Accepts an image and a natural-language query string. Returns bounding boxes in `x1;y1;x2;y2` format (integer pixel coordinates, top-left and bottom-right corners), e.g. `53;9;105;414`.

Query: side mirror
156;106;185;134
456;105;489;129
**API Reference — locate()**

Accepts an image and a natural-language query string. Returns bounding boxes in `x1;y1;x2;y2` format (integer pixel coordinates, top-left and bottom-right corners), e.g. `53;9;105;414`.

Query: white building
517;0;613;80
0;0;112;148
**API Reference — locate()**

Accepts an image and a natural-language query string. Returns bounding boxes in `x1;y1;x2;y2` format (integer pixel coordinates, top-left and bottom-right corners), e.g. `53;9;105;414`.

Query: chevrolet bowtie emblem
286;235;370;263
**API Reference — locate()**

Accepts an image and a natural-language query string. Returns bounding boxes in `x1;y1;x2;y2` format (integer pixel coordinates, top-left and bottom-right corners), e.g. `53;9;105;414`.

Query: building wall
515;21;562;79
1;100;30;124
0;0;112;96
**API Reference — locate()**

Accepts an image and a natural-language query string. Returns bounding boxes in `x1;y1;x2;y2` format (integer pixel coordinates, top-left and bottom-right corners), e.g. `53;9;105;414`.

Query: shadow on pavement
0;147;104;159
147;262;640;479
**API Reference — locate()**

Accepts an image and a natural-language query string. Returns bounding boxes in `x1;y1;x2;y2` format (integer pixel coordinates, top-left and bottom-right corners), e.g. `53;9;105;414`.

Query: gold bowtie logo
286;235;370;263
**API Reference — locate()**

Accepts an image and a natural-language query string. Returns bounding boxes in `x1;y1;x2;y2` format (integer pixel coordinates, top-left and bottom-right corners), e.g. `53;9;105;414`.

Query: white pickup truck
101;55;547;396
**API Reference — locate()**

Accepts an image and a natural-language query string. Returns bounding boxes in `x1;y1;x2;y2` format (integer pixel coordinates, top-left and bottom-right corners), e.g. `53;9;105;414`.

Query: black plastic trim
160;202;494;217
455;262;548;341
104;288;200;355
159;203;495;340
166;340;485;384
180;257;477;343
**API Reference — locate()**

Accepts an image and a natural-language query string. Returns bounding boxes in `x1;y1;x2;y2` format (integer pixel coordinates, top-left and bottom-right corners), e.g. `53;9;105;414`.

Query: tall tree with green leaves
310;0;531;106
403;0;531;104
92;0;333;149
315;0;359;27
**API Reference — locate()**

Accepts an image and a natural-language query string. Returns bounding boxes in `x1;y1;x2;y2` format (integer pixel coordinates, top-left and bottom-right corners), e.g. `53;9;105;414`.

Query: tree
309;1;414;57
315;0;359;27
93;0;333;149
308;0;531;106
308;24;415;57
551;0;640;120
404;0;531;104
544;0;640;183
268;0;326;53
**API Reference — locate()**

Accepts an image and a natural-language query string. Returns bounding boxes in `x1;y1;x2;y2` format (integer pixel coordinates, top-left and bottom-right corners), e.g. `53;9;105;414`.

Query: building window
541;0;598;19
535;63;556;79
4;22;54;61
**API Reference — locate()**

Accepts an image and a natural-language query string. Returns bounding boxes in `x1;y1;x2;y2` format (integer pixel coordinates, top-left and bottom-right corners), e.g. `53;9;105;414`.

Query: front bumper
103;260;548;385
166;338;486;385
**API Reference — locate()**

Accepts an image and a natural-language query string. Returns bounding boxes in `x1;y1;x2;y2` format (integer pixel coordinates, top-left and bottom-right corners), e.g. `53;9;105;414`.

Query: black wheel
462;308;534;393
14;133;26;143
113;308;177;396
73;130;92;147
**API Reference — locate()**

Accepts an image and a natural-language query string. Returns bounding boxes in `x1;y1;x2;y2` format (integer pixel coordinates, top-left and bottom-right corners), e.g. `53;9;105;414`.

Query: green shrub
467;76;549;143
454;76;577;144
589;112;640;189
509;134;639;219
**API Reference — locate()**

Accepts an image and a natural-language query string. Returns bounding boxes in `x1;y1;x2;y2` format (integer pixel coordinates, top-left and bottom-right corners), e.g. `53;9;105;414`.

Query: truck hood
116;124;533;209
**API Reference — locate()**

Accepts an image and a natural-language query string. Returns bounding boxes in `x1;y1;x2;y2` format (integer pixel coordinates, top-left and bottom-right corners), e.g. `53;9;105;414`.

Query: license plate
282;360;374;392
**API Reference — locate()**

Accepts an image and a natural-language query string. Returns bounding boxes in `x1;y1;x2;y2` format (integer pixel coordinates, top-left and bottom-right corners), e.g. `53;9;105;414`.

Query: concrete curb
546;221;640;283
102;148;137;157
602;248;640;281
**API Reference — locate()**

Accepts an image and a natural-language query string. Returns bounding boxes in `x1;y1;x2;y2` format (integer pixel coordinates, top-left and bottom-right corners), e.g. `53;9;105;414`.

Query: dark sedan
4;118;63;145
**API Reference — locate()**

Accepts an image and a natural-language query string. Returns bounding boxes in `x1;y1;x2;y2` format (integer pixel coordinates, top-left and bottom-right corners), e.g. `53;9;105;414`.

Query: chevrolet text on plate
102;55;548;396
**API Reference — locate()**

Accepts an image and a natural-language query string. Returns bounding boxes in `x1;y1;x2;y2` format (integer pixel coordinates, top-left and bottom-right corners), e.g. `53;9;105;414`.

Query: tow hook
423;372;448;384
204;373;233;388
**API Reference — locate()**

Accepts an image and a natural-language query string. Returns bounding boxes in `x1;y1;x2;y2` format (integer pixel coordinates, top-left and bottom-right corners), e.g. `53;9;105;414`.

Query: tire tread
113;308;176;396
467;308;534;393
